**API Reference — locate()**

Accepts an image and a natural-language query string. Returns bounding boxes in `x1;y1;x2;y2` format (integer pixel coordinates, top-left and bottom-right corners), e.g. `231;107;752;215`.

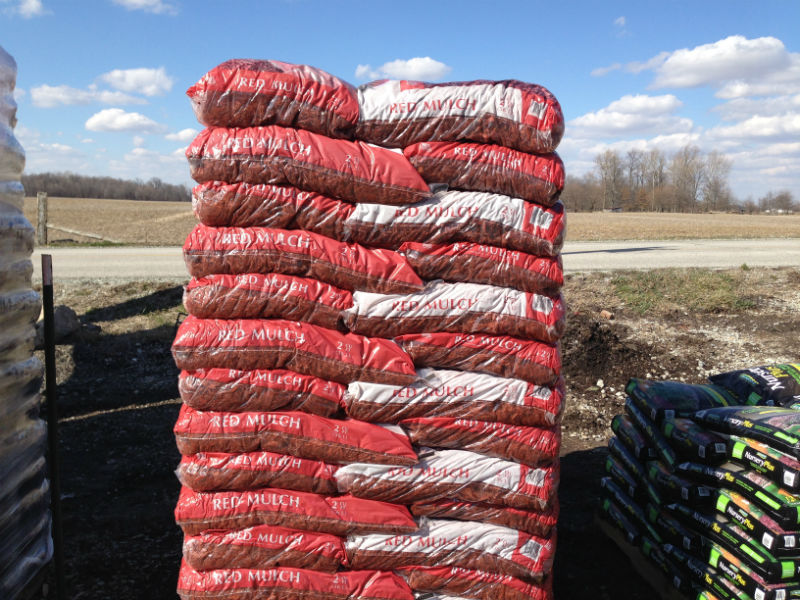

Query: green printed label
775;431;799;444
733;442;745;460
782;561;794;580
717;495;730;512
709;547;721;567
754;490;780;510
740;543;765;564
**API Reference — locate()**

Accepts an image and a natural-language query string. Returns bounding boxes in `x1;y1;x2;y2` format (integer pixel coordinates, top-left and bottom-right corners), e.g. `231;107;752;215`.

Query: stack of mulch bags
172;58;567;600
0;45;52;598
599;363;800;600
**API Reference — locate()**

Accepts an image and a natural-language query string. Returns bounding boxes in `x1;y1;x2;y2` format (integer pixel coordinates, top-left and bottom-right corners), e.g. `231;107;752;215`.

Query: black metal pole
41;254;66;600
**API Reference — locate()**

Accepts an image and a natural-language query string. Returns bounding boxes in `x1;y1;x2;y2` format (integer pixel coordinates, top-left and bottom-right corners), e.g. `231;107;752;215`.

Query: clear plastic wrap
344;193;565;257
192;181;352;235
0;525;52;600
400;418;560;467
344;281;565;343
179;368;345;417
400;242;562;294
174;485;418;537
187;126;431;205
0;210;35;272
183;273;353;329
335;448;559;511
177;562;414;600
183;224;423;294
171;316;417;386
173;404;417;466
344;370;565;428
403;142;563;206
176;450;339;495
0;123;25;182
0;181;24;213
346;518;554;582
182;524;347;573
356;79;564;154
398;566;551;600
0;321;35;365
396;332;560;386
186;59;359;137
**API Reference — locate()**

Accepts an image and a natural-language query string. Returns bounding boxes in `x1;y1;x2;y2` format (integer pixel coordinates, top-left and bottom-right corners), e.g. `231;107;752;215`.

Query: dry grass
23;197;800;246
566;211;800;241
23;196;196;246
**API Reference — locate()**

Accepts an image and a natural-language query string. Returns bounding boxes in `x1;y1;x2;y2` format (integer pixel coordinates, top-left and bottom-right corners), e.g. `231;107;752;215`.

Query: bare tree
702;151;732;211
670;145;705;212
595;149;624;210
643;149;666;211
625;149;646;210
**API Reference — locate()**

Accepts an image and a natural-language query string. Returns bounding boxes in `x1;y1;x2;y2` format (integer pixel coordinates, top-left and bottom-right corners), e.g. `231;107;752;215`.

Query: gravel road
31;238;800;281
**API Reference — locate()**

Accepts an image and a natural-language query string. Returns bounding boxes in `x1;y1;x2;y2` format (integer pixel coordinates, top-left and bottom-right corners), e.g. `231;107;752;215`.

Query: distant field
23;196;800;246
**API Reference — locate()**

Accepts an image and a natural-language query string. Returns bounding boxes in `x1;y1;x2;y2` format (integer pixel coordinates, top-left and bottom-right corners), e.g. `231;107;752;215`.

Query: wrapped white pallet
0;44;52;599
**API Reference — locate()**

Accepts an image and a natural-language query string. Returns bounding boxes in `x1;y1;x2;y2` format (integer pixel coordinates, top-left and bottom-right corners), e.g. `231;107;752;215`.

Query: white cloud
165;128;198;142
713;94;800;122
568;94;692;137
99;67;173;96
85;108;166;133
3;0;50;18
30;84;145;108
81;138;94;144
108;147;190;183
355;57;452;81
591;63;621;77
707;113;800;142
15;126;90;173
111;0;177;15
132;135;145;147
13;88;25;102
614;16;626;27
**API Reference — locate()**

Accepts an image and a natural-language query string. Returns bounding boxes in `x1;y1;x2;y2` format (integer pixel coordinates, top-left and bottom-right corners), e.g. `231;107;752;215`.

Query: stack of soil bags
599;363;800;600
175;58;566;600
0;45;52;598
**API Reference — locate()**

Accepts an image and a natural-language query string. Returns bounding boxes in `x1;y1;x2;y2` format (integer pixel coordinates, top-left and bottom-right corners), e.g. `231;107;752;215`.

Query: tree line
560;145;797;213
21;172;191;203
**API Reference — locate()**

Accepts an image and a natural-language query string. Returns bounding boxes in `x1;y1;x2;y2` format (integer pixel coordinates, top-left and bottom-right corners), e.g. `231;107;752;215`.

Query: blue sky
2;0;799;201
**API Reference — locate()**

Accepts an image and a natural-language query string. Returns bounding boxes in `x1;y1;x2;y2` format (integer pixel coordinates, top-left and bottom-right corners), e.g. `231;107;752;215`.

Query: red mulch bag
183;225;423;294
183;524;347;572
176;451;339;495
398;566;552;600
403;141;564;206
335;448;559;511
173;404;417;466
179;368;345;417
396;332;560;386
171;316;416;386
400;242;562;294
410;499;559;538
346;518;554;582
186;59;359;138
356;79;564;154
344;369;565;428
174;486;418;536
192;181;353;235
177;562;414;600
344;191;565;257
344;281;565;344
187;126;431;205
400;418;560;467
183;273;352;329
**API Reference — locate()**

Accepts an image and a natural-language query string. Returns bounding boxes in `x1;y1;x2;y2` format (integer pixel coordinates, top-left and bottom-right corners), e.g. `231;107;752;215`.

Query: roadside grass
610;268;760;315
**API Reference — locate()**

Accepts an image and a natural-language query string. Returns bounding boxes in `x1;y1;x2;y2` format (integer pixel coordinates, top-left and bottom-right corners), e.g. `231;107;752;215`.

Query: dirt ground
29;266;800;599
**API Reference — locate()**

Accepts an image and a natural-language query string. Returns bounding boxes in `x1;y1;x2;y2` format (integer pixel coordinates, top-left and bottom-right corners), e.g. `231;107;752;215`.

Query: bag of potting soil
626;378;736;423
605;455;640;501
599;477;661;543
662;418;728;464
706;542;800;600
611;415;657;462
663;544;751;600
607;437;663;506
626;399;678;470
677;462;800;529
646;503;703;553
710;364;800;408
693;407;800;460
667;502;800;584
727;435;800;493
713;488;800;556
641;535;694;594
647;460;714;507
599;496;641;546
